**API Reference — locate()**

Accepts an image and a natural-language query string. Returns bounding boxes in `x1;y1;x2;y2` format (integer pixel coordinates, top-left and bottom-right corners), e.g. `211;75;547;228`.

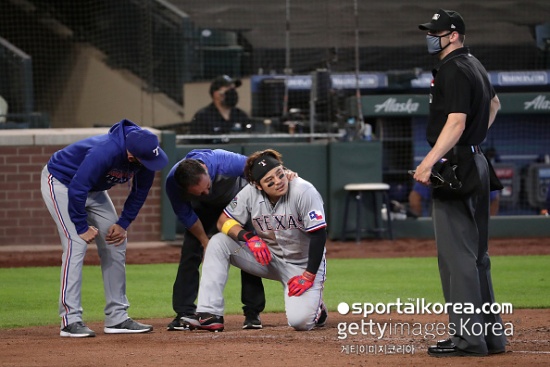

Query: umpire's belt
454;145;482;155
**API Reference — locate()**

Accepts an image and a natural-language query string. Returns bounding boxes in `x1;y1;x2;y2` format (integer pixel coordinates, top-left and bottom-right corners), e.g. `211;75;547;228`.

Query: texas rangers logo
106;169;133;184
308;210;323;221
153;146;160;156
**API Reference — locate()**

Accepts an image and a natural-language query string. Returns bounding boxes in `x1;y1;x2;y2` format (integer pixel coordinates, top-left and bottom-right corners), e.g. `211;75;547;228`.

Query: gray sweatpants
197;232;326;331
432;154;507;354
41;166;130;329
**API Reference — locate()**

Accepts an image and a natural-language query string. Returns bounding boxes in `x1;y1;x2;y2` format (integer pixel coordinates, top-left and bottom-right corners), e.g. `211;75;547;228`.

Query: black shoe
166;314;191;331
315;303;328;327
434;338;505;355
427;345;487;357
181;312;224;332
436;338;455;349
243;313;262;330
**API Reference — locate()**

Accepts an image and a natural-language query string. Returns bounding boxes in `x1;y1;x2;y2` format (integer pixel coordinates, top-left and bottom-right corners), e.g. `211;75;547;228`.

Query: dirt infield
1;237;549;367
2;237;550;267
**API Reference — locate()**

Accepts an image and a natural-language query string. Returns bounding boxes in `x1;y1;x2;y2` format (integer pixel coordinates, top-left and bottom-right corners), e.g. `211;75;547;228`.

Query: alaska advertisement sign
353;93;550;117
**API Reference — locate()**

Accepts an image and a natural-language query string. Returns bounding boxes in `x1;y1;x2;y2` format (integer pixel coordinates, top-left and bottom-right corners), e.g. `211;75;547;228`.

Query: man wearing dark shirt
414;9;507;357
189;75;250;138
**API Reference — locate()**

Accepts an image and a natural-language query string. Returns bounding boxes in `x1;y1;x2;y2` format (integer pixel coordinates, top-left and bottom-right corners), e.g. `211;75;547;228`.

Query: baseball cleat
181;312;224;332
243;312;262;330
60;321;96;338
315;303;328;328
167;314;191;331
104;318;153;334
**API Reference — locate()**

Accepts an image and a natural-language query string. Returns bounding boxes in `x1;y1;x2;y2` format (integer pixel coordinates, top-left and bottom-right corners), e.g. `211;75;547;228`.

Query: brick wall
0;130;164;247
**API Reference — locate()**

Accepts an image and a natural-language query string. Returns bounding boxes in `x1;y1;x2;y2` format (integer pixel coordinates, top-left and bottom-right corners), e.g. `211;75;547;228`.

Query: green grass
0;256;548;328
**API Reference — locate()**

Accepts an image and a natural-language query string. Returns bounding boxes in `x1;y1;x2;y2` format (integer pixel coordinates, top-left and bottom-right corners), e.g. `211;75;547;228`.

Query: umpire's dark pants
432;153;507;355
172;204;266;316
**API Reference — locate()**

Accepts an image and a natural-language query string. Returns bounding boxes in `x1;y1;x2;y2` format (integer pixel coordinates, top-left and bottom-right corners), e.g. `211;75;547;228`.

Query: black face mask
223;88;239;108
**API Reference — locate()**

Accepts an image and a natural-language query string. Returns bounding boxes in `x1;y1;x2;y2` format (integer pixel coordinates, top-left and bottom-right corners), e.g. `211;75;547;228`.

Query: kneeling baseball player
181;149;327;331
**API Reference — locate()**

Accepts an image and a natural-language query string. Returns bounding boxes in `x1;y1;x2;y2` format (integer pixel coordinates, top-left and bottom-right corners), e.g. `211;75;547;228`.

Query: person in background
189;75;251;142
408;181;500;217
40;119;168;338
540;182;550;216
408;181;433;217
490;190;500;216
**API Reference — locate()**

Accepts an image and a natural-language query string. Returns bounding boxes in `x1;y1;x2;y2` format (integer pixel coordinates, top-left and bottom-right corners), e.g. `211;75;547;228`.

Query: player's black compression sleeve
305;228;326;274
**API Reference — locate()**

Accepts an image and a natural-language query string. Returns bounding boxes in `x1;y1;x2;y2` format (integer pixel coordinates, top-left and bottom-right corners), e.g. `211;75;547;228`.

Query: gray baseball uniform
196;177;327;331
39;120;167;332
41;166;130;327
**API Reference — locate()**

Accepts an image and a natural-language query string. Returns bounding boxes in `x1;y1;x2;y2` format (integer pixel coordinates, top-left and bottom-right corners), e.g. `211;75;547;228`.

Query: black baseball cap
419;9;466;35
209;75;242;96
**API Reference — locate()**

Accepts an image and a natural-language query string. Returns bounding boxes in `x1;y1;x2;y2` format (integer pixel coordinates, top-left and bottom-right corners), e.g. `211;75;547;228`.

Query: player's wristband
221;219;240;235
302;271;316;282
237;230;254;242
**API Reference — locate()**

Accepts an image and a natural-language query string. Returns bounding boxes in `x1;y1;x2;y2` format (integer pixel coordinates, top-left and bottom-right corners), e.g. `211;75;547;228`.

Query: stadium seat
341;183;394;242
0;95;7;124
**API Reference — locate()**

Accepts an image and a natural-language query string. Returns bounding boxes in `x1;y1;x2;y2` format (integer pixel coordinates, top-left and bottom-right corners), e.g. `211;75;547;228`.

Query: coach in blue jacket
165;149;266;330
41;119;168;338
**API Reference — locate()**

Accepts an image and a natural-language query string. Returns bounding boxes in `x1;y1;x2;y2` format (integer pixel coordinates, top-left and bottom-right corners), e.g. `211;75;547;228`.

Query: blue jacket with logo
47;119;155;233
165;149;247;229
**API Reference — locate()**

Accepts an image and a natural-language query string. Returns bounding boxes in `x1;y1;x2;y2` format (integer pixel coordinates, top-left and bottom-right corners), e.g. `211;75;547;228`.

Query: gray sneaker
60;321;96;338
104;318;153;334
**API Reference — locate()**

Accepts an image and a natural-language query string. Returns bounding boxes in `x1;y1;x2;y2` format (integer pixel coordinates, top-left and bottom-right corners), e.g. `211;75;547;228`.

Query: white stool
341;183;394;242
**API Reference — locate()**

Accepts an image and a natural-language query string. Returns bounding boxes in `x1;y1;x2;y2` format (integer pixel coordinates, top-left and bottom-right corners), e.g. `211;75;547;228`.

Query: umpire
165;149;266;330
414;9;507;357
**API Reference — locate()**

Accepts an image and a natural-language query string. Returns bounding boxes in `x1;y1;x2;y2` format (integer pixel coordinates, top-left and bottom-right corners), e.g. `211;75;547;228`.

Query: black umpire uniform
416;9;507;357
429;47;506;355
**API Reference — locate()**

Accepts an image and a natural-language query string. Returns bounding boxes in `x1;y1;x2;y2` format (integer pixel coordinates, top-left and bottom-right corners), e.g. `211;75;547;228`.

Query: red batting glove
287;271;316;297
243;234;272;266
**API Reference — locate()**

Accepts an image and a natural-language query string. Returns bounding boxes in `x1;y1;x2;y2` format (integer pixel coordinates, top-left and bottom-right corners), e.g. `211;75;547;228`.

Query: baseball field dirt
1;237;549;367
